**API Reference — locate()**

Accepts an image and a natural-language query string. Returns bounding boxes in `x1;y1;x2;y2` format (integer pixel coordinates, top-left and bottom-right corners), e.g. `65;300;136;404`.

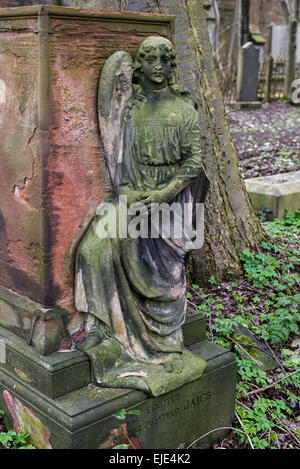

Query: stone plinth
0;5;174;351
245;171;300;219
0;324;236;449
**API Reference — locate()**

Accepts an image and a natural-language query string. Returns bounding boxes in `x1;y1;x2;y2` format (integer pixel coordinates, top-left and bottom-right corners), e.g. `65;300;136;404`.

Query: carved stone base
0;327;236;449
0;285;69;356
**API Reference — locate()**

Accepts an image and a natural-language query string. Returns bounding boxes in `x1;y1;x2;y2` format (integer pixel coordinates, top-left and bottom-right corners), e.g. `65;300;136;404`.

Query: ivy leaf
0;431;15;445
126;410;141;416
113;409;127;420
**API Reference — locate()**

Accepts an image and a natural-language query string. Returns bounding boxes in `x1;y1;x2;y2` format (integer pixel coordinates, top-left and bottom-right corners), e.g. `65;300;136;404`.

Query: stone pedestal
0;296;236;449
0;324;236;449
245;171;300;219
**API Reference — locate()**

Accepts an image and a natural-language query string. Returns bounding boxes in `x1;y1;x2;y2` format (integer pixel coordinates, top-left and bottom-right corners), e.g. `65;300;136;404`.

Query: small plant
257;206;272;222
112;408;141;449
0;411;35;449
235;358;267;396
208;276;218;286
236;398;293;449
0;430;36;449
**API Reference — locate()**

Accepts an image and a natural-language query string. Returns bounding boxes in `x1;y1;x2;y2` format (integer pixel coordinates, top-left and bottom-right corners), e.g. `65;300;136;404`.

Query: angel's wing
98;51;133;191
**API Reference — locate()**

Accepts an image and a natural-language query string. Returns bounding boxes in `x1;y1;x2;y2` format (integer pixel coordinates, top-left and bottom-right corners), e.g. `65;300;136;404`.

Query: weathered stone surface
3;389;53;449
245;171;300;219
0;5;174;319
0;282;204;355
0;325;90;398
0;284;70;354
0;16;41;302
183;308;206;346
233;322;277;371
0;338;236;449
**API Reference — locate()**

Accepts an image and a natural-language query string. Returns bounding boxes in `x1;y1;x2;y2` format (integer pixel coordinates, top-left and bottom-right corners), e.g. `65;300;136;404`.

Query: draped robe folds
74;87;208;395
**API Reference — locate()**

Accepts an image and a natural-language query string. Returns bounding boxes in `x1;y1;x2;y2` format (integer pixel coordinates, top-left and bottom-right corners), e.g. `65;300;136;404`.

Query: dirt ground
227;101;300;179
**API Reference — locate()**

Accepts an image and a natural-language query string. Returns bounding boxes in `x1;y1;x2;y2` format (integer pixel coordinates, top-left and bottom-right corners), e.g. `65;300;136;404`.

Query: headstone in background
245;171;300;220
234;41;261;109
271;23;300;63
284;18;298;100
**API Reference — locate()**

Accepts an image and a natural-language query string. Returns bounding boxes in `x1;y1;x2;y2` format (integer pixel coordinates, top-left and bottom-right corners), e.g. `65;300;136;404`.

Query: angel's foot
163;355;184;374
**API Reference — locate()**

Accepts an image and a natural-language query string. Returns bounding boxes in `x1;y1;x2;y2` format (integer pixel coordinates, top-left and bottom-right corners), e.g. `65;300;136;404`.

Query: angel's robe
74;87;208;393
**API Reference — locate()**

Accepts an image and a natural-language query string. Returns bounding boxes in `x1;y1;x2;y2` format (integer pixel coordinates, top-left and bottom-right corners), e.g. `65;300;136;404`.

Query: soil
227;101;300;179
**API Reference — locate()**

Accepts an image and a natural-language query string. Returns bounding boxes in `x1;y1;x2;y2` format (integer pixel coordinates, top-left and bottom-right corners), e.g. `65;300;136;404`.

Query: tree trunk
70;0;265;282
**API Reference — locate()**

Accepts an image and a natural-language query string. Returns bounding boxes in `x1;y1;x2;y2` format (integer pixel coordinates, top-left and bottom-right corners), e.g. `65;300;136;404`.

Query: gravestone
0;4;236;449
271;24;300;64
245;171;300;220
234;42;261;109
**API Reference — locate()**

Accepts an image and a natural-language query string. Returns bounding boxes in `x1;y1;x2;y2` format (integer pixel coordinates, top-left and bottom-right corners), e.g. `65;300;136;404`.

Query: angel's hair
133;36;177;85
128;36;197;111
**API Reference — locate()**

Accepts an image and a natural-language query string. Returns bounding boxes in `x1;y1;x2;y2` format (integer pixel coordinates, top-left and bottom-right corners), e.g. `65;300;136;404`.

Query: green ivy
189;210;300;449
236;398;293;449
0;429;35;450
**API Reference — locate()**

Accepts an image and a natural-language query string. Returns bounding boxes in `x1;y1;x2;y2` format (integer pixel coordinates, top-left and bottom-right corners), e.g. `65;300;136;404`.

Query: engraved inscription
147;406;180;428
127;389;212;436
183;391;211;410
146;393;180;415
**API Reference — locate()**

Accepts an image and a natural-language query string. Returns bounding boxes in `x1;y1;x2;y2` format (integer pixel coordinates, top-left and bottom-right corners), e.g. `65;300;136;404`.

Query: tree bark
70;0;265;282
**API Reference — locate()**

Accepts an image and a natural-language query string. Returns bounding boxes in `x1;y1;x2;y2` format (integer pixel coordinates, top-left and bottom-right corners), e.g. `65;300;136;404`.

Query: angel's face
140;48;172;88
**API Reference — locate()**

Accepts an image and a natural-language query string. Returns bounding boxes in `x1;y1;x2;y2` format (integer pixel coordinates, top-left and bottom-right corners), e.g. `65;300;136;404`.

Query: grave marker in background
233;42;262;109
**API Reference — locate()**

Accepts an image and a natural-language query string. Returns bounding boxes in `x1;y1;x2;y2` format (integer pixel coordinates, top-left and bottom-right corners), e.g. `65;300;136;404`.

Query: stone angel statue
74;36;209;397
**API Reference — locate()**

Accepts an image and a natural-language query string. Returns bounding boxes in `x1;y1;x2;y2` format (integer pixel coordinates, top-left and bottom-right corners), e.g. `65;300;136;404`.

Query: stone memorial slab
245;171;300;219
0;335;236;448
235;41;261;109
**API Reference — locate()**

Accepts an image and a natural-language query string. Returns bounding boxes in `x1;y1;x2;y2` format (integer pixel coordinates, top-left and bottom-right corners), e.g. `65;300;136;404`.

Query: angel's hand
138;187;174;205
119;186;146;206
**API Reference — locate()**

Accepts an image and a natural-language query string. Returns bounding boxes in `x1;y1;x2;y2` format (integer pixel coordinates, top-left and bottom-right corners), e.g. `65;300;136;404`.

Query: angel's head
133;36;176;88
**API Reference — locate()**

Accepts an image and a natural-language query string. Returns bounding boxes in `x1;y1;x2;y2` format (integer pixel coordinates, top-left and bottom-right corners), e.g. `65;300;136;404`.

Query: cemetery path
227;101;300;179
